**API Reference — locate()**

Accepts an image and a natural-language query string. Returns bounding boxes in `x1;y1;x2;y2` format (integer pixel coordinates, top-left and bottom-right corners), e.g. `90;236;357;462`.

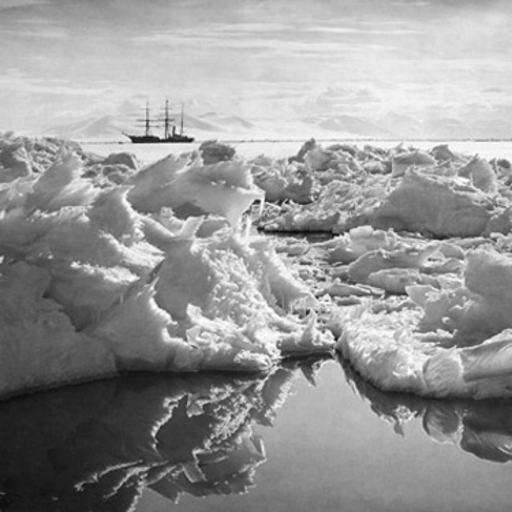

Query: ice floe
334;244;512;399
0;134;332;399
343;359;512;462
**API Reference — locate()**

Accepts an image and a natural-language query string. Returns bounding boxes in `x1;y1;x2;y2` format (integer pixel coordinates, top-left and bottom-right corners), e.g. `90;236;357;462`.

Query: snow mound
369;169;493;237
391;149;435;178
128;153;263;226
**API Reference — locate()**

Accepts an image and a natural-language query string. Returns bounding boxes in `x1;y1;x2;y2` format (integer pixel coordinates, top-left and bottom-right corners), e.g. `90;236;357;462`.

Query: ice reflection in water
3;358;512;511
0;358;325;512
342;359;512;464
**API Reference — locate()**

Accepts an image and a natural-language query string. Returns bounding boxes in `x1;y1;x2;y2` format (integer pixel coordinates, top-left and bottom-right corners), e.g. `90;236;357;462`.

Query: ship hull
127;135;194;144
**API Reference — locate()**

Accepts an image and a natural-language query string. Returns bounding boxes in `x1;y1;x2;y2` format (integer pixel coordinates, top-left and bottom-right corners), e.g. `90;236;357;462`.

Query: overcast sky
1;0;511;133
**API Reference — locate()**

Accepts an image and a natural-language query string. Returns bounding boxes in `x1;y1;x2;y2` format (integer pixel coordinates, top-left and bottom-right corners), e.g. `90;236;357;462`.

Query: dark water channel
2;358;512;511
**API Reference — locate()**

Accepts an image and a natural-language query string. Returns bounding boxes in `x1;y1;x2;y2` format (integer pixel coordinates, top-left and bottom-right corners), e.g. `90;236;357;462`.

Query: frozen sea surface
81;139;512;165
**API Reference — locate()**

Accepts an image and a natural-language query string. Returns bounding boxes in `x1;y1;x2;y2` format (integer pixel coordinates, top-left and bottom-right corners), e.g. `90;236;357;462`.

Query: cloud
0;27;67;38
1;0;512;133
133;30;367;53
482;87;506;93
131;18;405;65
305;26;424;35
298;85;385;117
206;22;292;33
391;1;431;6
0;68;105;96
0;0;47;9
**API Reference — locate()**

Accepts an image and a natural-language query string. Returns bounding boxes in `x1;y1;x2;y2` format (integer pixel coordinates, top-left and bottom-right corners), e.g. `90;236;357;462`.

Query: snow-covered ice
249;138;512;399
0;134;332;399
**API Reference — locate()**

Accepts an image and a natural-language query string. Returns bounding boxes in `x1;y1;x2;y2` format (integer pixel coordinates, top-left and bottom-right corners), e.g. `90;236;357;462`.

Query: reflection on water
3;358;512;511
0;359;325;512
341;359;512;464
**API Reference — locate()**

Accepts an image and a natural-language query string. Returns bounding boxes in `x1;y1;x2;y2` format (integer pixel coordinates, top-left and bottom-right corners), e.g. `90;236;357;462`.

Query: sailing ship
126;100;194;143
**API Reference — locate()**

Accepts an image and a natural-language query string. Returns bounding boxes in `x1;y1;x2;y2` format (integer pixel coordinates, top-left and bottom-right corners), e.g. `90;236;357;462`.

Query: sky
1;0;512;135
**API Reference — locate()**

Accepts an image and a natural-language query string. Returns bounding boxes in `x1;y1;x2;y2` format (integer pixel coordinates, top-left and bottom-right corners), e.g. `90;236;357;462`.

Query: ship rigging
126;100;194;143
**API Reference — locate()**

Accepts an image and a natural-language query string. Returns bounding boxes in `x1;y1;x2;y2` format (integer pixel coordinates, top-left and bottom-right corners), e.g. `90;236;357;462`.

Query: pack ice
252;139;512;399
0;135;331;399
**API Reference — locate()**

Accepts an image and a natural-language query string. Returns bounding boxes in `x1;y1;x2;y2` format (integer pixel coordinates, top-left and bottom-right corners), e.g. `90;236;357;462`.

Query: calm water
81;139;512;165
2;359;512;512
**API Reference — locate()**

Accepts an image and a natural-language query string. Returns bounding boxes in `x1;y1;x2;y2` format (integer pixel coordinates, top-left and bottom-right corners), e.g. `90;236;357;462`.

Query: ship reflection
0;359;326;512
340;358;512;464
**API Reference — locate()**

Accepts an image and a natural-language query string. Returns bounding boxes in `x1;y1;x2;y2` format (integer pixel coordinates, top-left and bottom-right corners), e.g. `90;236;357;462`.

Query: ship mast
180;103;184;136
145;100;150;137
164;99;170;139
